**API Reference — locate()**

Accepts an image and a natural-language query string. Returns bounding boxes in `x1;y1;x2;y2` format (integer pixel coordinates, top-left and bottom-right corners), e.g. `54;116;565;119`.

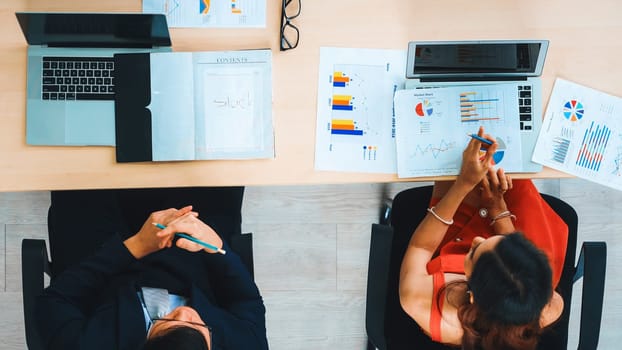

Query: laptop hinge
46;42;154;49
420;76;529;83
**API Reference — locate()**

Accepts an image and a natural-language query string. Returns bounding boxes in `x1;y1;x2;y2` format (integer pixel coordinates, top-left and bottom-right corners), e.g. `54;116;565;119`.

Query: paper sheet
314;47;406;174
143;0;266;28
201;67;264;153
149;53;196;161
394;84;522;178
148;49;273;161
533;78;622;190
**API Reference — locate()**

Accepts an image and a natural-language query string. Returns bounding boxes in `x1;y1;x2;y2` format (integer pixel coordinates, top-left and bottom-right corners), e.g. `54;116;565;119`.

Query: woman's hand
156;213;224;254
455;126;498;192
480;168;515;234
124;206;196;259
480;168;513;216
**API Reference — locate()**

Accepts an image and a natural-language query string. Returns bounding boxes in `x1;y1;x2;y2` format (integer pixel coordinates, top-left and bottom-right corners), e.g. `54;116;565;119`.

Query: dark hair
457;232;553;350
142;325;209;350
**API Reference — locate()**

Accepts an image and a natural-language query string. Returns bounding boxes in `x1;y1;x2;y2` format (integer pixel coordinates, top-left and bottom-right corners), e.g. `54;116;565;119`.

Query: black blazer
36;235;268;350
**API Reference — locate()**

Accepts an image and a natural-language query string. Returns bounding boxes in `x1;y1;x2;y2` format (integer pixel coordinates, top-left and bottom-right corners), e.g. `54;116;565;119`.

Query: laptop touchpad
65;101;115;146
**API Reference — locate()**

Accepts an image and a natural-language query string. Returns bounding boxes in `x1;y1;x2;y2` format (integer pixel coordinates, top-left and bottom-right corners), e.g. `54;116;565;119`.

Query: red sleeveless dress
426;180;568;342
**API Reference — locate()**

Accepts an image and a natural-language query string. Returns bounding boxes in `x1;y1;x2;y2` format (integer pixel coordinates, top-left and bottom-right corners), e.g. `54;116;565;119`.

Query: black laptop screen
412;43;542;75
15;13;171;48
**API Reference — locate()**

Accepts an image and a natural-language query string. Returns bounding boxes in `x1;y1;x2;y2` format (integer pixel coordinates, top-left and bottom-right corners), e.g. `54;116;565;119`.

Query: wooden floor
1;178;620;349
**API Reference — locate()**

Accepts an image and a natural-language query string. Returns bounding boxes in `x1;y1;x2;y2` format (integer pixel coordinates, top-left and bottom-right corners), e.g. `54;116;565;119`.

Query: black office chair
365;185;607;350
21;188;255;350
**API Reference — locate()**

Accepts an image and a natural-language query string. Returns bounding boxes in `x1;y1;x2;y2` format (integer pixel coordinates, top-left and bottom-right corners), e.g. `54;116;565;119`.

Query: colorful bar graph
331;119;363;136
552;137;571;163
333;71;350;87
459;91;500;122
461;117;501;122
332;95;354;111
575;121;611;171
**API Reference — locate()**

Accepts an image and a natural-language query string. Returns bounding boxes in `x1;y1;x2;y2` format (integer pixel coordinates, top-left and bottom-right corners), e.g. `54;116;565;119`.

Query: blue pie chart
492;137;506;164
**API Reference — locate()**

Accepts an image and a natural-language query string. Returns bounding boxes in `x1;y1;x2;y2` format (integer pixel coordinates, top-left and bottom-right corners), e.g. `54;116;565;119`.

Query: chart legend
363;145;378;160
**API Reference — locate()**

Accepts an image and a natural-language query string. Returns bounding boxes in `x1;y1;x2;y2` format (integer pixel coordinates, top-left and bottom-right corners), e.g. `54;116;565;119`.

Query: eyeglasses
280;0;301;51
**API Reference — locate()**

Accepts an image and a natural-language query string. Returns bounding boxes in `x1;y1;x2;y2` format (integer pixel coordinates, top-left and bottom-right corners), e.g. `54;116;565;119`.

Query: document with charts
533;78;622;190
143;0;266;27
394;85;522;178
315;47;406;173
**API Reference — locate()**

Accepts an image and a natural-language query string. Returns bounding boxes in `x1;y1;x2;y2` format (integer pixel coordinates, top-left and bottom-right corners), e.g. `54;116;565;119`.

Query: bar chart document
315;47;406;173
143;0;266;27
533;78;622;190
394;84;522;178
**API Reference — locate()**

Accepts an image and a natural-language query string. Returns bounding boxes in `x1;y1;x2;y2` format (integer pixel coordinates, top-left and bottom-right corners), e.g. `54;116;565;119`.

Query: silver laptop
16;12;172;146
405;40;548;172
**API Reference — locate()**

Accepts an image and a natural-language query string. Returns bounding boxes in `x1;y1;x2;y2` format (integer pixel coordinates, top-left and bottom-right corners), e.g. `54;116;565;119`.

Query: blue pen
467;133;494;146
152;223;226;255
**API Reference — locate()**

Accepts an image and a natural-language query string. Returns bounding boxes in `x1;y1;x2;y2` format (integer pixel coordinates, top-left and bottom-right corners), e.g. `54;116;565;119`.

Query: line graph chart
408;139;457;159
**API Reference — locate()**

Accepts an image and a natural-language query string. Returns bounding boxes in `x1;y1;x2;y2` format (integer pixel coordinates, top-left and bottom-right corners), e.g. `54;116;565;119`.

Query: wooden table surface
2;0;620;191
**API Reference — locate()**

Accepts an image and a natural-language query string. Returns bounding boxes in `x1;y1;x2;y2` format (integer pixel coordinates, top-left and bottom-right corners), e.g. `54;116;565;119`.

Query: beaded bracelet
489;210;516;226
427;206;454;225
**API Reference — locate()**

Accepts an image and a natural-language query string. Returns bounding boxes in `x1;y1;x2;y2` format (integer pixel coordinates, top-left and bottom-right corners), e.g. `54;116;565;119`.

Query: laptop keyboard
41;57;114;101
518;85;533;131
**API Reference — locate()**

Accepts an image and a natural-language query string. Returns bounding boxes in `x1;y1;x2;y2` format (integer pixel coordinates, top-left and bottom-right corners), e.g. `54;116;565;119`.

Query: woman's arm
399;127;497;301
480;168;516;235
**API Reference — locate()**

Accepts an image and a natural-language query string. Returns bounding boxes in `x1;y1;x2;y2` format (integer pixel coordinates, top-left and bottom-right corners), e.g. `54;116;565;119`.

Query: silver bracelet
489;210;516;226
427;206;454;225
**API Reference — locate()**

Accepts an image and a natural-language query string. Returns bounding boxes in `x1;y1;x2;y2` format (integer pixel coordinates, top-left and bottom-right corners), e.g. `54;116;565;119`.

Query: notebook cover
114;53;152;162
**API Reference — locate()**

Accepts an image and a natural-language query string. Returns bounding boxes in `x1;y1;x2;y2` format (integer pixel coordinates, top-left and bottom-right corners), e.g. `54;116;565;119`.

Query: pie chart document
394;84;523;178
533;78;622;191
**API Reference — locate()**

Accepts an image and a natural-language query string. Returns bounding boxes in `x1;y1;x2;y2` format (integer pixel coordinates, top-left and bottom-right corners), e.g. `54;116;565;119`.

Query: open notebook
114;49;274;162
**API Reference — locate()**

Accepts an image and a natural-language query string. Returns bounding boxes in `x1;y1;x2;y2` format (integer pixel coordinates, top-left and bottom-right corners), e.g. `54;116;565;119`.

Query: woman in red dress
399;126;568;349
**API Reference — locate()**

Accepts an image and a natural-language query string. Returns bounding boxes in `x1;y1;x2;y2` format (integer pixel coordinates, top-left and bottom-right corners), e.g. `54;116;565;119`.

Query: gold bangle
427;206;454;225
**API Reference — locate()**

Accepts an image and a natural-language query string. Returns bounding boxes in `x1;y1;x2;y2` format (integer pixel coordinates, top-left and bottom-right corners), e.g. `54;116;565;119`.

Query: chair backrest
535;194;578;350
383;186;452;350
21;239;50;350
376;185;580;350
230;232;255;278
